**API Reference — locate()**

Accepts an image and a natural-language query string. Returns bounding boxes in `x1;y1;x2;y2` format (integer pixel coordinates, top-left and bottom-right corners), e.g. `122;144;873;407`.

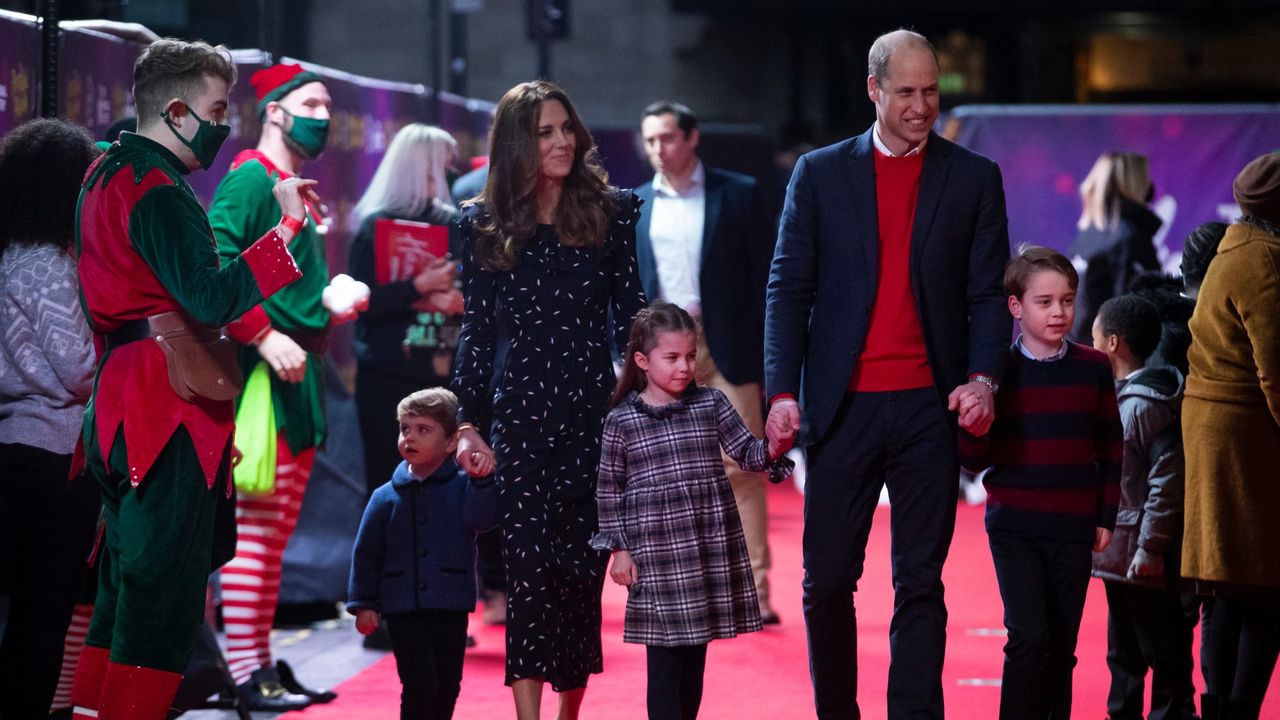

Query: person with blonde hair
349;123;464;502
1069;151;1162;342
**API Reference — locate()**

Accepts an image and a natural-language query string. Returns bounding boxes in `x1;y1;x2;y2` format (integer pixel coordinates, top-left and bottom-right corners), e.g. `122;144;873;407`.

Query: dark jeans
0;442;100;719
1103;580;1193;720
386;609;469;720
988;530;1092;720
802;389;958;719
646;643;708;720
1200;593;1280;717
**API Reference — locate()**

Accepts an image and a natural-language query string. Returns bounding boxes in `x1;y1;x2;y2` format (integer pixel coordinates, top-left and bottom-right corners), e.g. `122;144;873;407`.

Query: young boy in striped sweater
959;245;1123;720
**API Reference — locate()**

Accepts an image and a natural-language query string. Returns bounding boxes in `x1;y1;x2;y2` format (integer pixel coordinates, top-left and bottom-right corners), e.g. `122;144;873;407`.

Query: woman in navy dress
451;80;647;719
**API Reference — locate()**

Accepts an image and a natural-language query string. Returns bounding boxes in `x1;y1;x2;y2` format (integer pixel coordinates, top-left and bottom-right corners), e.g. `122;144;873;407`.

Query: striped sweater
959;342;1122;543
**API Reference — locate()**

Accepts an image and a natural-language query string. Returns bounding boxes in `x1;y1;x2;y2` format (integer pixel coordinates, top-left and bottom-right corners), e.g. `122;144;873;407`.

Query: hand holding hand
609;550;638;587
1127;547;1165;579
412;256;456;296
1094;527;1113;553
949;381;995;436
257;329;307;383
766;399;801;452
355;609;379;636
272;177;320;229
456;426;496;477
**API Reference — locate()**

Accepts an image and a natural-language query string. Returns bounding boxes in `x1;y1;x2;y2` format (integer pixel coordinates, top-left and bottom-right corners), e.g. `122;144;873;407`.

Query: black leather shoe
236;667;313;712
275;659;338;704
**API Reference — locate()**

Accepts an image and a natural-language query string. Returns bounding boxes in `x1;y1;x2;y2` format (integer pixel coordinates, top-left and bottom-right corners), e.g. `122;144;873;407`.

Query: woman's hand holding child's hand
609;550;638;587
355;609;380;636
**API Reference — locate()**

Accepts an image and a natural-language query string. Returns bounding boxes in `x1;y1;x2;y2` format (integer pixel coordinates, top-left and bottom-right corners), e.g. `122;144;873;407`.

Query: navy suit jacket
636;167;772;386
765;129;1011;444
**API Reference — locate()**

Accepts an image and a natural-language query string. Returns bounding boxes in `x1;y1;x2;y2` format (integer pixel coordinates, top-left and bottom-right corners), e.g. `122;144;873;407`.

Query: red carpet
289;483;1279;719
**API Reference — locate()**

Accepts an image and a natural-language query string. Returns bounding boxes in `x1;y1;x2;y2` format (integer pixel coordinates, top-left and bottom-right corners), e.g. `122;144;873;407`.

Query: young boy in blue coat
348;387;497;719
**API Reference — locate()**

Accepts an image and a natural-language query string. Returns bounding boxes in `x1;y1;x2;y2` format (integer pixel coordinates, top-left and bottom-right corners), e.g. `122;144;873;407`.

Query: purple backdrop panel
58;25;141;139
0;12;41;136
948;105;1280;274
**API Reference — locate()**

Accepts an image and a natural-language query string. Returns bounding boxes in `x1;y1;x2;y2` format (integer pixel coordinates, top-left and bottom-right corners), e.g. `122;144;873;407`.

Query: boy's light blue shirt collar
1014;334;1069;362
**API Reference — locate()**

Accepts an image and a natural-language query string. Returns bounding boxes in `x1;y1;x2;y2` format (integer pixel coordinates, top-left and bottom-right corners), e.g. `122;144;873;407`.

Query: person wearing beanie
206;62;352;711
1182;151;1280;719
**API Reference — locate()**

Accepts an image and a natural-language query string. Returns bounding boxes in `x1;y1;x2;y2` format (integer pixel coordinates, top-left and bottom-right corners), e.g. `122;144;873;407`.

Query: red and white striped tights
220;435;315;685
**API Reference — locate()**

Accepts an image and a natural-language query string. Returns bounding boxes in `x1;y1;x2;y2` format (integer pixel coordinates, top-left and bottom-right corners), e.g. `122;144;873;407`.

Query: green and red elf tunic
75;132;303;488
208;149;330;454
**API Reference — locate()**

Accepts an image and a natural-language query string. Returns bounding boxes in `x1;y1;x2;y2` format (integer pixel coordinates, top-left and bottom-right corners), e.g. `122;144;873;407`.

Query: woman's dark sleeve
451;213;499;427
609;191;649;356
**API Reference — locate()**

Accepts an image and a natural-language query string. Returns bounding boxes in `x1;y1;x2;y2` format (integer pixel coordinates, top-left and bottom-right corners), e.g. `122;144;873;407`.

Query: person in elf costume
206;61;358;710
69;39;308;720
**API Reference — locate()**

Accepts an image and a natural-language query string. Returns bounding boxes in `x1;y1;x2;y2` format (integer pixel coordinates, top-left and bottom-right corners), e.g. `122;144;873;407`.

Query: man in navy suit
764;30;1012;719
636;101;781;622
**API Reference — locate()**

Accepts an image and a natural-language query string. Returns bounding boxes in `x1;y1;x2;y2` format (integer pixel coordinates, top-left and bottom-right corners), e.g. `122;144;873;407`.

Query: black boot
275;659;338;704
236;666;313;712
1219;697;1262;720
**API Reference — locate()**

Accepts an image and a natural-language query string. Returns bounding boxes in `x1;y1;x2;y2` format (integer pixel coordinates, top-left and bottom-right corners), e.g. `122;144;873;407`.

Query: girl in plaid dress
592;303;794;720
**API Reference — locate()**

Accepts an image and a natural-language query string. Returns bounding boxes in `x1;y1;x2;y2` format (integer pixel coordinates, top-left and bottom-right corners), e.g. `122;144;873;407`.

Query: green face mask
281;109;329;160
162;105;230;170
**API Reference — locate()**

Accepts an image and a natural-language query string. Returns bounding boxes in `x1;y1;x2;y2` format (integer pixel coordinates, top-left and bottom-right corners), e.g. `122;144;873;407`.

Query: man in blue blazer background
764;30;1012;719
635;101;781;623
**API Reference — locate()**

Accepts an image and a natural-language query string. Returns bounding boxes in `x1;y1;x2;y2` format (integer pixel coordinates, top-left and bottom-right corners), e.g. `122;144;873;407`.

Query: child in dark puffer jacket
1090;294;1191;720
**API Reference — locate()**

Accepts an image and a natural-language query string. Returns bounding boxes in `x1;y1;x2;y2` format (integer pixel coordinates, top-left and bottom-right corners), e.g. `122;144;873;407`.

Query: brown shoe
760;607;781;625
483;592;507;625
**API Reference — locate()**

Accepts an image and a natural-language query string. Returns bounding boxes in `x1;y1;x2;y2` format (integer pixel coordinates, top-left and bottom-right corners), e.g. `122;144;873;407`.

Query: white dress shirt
649;161;706;319
872;121;928;158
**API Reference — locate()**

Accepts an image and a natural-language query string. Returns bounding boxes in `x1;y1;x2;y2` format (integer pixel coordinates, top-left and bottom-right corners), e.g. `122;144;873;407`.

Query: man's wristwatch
970;373;999;394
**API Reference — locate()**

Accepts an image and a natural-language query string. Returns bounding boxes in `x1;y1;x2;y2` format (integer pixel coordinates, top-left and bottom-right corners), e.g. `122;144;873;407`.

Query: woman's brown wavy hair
467;80;614;271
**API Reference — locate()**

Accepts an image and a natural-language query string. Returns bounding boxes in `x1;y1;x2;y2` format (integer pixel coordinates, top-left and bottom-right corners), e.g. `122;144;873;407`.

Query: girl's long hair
610;303;699;409
351;123;457;228
467;80;614;272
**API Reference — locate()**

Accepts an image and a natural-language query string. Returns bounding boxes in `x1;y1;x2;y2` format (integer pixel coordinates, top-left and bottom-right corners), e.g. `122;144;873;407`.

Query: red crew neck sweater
849;149;933;392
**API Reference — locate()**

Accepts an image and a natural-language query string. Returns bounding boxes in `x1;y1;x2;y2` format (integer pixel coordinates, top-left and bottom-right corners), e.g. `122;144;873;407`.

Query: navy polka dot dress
452;191;647;691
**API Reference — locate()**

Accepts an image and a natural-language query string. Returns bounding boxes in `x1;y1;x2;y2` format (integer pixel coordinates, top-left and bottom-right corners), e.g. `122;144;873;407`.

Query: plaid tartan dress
592;386;792;646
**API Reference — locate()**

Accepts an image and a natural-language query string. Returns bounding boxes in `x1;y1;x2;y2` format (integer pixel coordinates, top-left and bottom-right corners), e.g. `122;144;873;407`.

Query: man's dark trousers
802;387;957;719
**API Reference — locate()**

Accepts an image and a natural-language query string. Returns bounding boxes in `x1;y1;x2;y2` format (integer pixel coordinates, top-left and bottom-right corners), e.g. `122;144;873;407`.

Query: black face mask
163;103;230;170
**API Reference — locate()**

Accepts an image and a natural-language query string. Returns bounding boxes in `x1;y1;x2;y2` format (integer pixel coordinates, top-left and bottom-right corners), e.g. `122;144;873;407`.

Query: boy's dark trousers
646;643;708;720
1103;580;1193;720
988;530;1092;720
385;609;469;720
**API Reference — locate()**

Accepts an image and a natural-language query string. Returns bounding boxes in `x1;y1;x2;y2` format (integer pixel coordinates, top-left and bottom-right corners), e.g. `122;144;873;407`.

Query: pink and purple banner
947;105;1280;273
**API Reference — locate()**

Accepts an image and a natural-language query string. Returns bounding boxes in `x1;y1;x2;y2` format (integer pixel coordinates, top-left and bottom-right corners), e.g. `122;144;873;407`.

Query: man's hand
412;256;457;296
257;329;307;383
456;426;496;477
272;177;321;232
948;381;994;436
1127;547;1164;578
766;398;801;453
609;550;638;587
355;609;379;636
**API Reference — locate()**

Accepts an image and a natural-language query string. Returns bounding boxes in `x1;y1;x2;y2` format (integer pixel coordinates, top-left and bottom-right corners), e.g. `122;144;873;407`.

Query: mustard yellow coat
1182;222;1280;590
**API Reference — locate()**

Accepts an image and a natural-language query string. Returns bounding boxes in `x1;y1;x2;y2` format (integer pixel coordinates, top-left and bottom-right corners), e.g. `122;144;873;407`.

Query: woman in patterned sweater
593;303;793;720
0;118;100;717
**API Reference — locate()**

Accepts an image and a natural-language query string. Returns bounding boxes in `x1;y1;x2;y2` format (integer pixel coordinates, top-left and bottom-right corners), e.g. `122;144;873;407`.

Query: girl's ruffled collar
627;384;699;420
